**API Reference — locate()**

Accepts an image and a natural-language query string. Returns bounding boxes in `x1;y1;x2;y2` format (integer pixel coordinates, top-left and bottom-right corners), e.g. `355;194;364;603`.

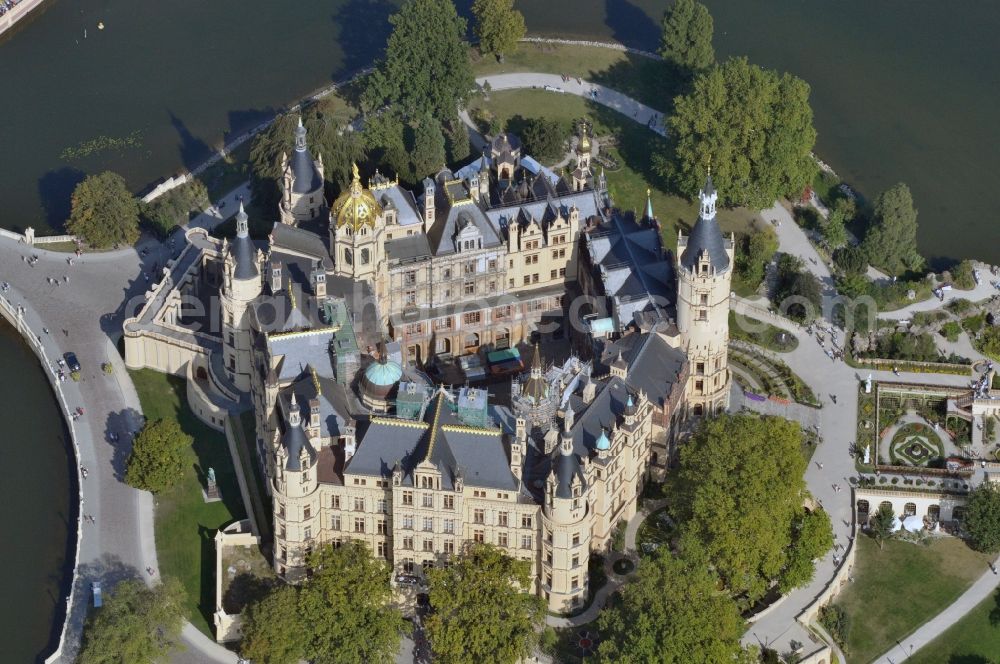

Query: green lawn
908;589;1000;664
467;88;759;251
471;42;675;109
130;369;246;636
833;536;992;663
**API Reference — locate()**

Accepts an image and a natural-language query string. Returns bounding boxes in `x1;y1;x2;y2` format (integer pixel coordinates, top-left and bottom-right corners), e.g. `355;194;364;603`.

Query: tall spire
236;200;249;238
699;171;717;221
295;116;307;152
530;343;542;378
644;188;654;221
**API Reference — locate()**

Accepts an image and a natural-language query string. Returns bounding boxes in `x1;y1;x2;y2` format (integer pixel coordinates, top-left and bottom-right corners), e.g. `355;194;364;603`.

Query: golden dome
331;163;381;230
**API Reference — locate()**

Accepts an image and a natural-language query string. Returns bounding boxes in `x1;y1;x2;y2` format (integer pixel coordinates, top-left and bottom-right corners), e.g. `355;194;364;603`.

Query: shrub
940;321;962;342
70;370;81;382
819;604;850;648
951;259;977;289
102;362;114;375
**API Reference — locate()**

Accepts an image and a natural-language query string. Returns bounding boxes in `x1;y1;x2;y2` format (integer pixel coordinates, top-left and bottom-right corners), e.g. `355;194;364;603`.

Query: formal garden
635;507;675;557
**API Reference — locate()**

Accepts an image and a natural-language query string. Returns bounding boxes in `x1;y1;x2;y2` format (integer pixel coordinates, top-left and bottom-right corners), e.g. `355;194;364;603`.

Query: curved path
0;236;236;663
476;72;666;136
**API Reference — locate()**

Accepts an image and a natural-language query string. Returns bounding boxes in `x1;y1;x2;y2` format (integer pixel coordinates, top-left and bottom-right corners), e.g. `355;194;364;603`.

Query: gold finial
646;188;651;197
351;162;360;183
707;154;712;177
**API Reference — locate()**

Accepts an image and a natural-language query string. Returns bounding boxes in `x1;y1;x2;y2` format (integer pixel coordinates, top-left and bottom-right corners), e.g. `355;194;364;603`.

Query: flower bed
888;422;945;466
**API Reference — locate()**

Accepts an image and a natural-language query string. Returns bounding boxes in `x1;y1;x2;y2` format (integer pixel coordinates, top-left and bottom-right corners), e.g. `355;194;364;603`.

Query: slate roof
290;122;323;194
231;206;259;280
680;214;730;273
279;369;358;440
386;234;432;263
278;395;317;471
269;329;337;380
425;197;503;256
600;332;686;410
346;389;517;491
552;441;585;499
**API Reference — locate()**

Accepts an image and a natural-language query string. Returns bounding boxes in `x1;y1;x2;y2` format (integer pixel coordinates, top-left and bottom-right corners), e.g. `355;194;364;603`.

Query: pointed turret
679;173;729;273
644;188;655;221
230;201;258;280
289;117;322;194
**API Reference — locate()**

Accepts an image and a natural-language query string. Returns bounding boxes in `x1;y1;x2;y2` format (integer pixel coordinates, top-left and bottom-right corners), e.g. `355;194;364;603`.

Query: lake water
0;320;74;663
2;0;998;656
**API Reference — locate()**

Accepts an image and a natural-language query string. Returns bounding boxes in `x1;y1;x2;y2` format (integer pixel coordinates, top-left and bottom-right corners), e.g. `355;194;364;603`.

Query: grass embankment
832;536;992;663
908;589;1000;664
466;88;758;250
729;311;798;352
471;42;670;108
130;369;246;636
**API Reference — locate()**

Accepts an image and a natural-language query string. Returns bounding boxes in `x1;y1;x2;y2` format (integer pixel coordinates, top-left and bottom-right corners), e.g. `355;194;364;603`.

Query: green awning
487;347;521;364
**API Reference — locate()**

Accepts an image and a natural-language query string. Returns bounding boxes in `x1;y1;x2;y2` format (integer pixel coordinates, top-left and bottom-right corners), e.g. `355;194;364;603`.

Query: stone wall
0;0;47;38
214;520;259;643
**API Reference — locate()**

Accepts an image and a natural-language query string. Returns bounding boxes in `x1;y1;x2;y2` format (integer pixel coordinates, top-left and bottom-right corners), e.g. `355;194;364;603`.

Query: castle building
122;121;733;616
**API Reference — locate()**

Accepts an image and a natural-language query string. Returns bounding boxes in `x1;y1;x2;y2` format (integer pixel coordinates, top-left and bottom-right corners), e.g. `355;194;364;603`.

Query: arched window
927;504;940;521
361;248;371;265
879;501;893;513
953;506;966;522
903;502;916;517
345;226;352;236
856;500;870;514
360;226;368;236
464;333;479;349
344;248;353;266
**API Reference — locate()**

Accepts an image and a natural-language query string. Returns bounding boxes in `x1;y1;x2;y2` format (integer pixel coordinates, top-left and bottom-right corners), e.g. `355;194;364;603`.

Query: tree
472;0;525;62
736;227;779;291
241;585;306;664
141;179;209;238
425;543;544;664
362;0;474;124
780;508;834;592
834;245;868;277
670;414;810;602
298;541;404;663
965;483;1000;553
659;0;715;73
822;206;848;250
861;182;922;275
78;577;186;664
514;116;569;163
665;57;817;209
66;171;141;248
869;502;896;550
773;254;823;323
597;545;756;663
125;418;191;493
410;114;447;180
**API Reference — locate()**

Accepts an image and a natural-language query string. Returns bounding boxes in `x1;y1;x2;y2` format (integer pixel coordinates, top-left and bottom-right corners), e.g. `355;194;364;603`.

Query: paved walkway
476;73;667;136
871;555;1000;663
0;234;236;662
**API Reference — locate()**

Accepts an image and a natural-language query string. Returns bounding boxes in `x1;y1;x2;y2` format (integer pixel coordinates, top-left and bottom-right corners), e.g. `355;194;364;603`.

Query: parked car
91;581;102;608
64;352;81;372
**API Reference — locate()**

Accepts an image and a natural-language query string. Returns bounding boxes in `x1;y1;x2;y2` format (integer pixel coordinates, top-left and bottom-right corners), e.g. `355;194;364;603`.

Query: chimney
311;264;326;298
270;261;282;292
309;398;321;431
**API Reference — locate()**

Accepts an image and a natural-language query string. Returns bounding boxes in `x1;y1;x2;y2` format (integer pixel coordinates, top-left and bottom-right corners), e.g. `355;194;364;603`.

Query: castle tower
540;408;593;613
220;202;261;392
676;174;734;418
279;117;326;226
271;393;319;578
330;164;385;290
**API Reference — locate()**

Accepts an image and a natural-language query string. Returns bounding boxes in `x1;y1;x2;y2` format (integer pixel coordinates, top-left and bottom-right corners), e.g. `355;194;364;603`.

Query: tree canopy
780;508;834;592
78;577;186;664
66;171;141;248
361;0;474;124
240;585;306;664
659;0;715;73
735;227;779;292
664;57;817;209
141;179;209;238
869;502;896;550
472;0;525;62
425;543;544;664
670;414;828;602
241;541;403;664
597;545;756;663
965;483;1000;553
509;115;569;163
772;254;823;323
125;418;191;493
861;182;923;275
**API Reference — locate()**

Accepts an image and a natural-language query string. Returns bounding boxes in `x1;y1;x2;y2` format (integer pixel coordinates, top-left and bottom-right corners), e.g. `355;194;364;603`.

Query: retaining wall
0;0;46;38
